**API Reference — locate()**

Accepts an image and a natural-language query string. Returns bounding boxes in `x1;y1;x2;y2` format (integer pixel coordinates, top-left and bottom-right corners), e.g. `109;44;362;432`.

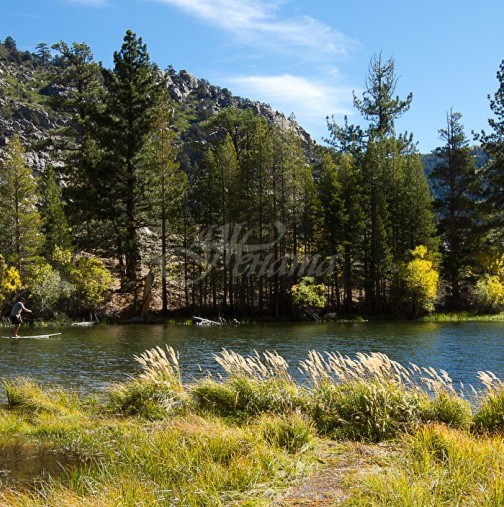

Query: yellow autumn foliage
0;255;22;308
472;251;504;312
401;245;439;315
475;275;504;312
290;277;326;309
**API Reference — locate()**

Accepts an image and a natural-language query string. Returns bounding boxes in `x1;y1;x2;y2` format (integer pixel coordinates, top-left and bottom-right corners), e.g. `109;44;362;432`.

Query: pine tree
35;42;51;65
3;36;16;51
353;53;412;138
477;60;504;242
327;54;437;314
145;96;187;313
48;41;102;242
0;136;44;272
245;117;275;313
317;153;345;308
95;30;165;291
430;111;479;309
39;166;72;258
317;151;365;312
194;108;261;312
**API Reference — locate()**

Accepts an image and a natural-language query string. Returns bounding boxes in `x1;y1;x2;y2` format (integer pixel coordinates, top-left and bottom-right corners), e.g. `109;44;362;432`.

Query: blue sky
3;0;504;152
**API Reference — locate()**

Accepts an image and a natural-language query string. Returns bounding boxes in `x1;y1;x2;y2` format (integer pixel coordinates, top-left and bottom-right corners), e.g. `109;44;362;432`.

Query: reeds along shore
112;346;504;438
1;347;504;506
4;346;504;438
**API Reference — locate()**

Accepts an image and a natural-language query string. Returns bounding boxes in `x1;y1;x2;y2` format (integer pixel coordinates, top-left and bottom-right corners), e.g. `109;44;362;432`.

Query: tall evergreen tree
145;96;187;313
39;166;72;259
3;36;16;51
317;151;366;312
430;111;479;309
477;60;504;242
328;54;437;314
353;53;413;138
35;42;51;65
0;136;44;272
244;118;275;313
48;41;102;242
193;108;261;312
95;30;164;291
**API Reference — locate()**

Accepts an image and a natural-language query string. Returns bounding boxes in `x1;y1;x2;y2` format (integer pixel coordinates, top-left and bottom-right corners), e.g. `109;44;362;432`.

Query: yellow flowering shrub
51;246;73;267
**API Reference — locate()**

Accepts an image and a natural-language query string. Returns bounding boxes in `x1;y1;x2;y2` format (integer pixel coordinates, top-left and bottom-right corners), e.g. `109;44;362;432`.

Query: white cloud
228;74;355;141
149;0;358;60
146;0;362;140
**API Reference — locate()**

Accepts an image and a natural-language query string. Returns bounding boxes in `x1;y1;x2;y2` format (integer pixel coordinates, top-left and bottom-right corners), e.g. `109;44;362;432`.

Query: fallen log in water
193;316;222;326
192;316;241;326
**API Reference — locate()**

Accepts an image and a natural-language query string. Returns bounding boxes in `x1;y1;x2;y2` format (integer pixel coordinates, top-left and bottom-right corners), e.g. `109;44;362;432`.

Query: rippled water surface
1;321;503;397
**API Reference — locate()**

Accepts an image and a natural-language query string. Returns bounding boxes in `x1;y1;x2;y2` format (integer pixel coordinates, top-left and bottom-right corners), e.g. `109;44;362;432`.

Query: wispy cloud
148;0;361;141
228;74;355;141
150;0;358;60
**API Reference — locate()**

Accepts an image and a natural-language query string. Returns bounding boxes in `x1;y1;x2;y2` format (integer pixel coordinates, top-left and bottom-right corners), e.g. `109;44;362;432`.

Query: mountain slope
0;41;314;173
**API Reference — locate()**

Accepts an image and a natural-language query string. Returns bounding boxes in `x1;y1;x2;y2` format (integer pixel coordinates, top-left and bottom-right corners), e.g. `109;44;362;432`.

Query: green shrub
309;379;425;441
70;256;112;311
108;378;192;420
474;385;504;433
256;412;315;453
290;276;326;309
192;375;306;417
191;378;244;417
420;391;473;430
474;274;504;313
28;262;73;313
107;345;192;420
193;349;307;418
2;377;79;415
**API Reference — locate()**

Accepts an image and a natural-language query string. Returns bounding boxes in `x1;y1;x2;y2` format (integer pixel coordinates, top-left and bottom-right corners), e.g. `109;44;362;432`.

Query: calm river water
1;321;504;399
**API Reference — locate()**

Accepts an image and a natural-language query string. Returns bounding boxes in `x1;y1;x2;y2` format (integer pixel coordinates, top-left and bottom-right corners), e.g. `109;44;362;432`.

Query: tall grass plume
192;349;306;417
473;370;504;433
107;345;192;419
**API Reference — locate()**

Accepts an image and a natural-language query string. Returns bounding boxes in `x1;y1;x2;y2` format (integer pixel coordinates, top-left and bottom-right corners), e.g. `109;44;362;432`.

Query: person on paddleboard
10;298;32;337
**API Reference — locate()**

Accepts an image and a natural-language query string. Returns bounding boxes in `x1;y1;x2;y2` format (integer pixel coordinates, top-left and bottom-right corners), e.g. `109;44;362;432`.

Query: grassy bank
3;310;504;330
423;311;504;322
0;347;503;505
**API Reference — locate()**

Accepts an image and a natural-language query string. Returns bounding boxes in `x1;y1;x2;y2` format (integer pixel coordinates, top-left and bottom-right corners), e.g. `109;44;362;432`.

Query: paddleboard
1;333;62;339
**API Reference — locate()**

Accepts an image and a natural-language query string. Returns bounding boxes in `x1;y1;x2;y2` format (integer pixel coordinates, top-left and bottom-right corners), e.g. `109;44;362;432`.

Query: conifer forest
2;30;504;320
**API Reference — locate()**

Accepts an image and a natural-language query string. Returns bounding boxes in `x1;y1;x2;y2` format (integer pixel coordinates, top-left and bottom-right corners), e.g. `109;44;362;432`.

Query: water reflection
0;444;84;487
0;321;503;399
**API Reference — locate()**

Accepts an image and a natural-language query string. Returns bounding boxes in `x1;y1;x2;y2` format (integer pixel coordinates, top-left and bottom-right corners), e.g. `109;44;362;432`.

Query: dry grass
214;348;292;381
343;424;504;506
107;345;191;419
299;350;458;395
134;344;183;386
1;346;504;505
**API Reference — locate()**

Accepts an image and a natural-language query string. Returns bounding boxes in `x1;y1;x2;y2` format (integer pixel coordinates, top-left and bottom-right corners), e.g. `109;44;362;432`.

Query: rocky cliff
0;49;314;173
0;58;63;172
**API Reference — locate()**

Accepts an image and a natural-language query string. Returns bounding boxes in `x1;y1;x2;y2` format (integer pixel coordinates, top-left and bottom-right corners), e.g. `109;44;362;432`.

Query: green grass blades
2;377;81;416
343;425;504;506
255;411;316;453
309;379;425;441
421;391;473;430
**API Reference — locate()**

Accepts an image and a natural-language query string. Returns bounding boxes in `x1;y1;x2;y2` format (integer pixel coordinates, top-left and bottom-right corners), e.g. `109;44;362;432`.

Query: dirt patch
271;440;397;506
